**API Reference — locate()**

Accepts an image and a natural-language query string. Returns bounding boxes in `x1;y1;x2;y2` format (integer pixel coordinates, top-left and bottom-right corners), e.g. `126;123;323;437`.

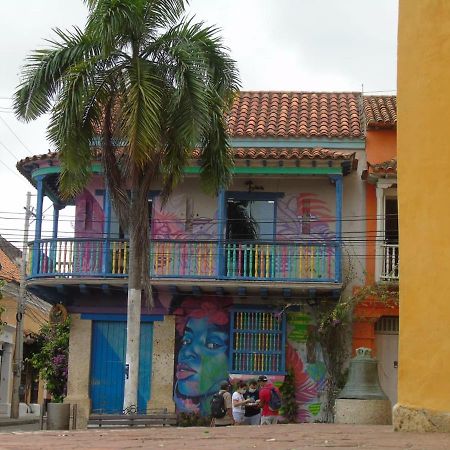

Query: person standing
211;382;234;427
243;380;261;425
232;381;251;425
258;375;282;425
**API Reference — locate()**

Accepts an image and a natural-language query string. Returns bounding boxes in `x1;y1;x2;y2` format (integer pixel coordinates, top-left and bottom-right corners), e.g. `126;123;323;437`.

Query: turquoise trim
332;175;343;282
31;163;103;179
230;137;365;149
81;313;163;322
32;176;44;276
185;166;342;175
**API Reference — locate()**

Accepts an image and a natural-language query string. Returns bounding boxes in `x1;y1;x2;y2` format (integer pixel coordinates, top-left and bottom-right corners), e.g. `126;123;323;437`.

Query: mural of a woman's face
176;317;228;397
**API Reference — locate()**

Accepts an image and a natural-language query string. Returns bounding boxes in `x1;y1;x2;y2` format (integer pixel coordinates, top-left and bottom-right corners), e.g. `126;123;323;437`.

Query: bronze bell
338;347;388;400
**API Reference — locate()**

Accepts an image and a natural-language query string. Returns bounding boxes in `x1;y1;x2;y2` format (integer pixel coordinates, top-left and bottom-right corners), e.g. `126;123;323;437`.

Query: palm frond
120;58;163;168
14;27;99;121
85;0;141;55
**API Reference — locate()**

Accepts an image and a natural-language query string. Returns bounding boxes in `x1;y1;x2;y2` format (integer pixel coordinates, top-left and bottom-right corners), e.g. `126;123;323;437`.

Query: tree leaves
14;0;240;302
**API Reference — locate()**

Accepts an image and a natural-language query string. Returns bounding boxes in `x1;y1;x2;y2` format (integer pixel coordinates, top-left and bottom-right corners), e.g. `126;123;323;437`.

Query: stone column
147;316;175;412
64;314;92;428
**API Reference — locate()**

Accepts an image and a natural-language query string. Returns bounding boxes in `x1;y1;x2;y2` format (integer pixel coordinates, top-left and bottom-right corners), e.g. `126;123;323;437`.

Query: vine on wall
313;283;399;422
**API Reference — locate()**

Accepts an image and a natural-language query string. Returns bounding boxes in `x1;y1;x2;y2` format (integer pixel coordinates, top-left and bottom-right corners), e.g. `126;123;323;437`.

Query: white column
0;343;13;416
375;186;385;282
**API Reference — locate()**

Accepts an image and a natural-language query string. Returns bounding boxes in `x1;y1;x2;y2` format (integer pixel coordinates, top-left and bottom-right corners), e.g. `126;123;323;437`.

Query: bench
88;409;177;428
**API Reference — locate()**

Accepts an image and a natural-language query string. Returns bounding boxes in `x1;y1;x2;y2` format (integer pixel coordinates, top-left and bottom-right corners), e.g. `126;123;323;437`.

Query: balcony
380;243;399;282
27;238;341;285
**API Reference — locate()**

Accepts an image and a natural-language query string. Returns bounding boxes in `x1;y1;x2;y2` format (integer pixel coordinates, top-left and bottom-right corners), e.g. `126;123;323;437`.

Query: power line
0;139;25;162
0;114;33;156
0;157;29;184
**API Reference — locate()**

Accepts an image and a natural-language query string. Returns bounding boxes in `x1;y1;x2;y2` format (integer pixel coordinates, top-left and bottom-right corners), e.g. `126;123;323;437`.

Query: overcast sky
0;0;398;247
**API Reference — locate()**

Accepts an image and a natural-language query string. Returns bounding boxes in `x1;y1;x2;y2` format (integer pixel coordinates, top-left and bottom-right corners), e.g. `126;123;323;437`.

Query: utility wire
0;115;33;156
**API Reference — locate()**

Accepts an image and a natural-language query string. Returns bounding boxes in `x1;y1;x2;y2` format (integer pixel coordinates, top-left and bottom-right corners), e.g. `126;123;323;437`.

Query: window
229;309;286;375
385;198;398;244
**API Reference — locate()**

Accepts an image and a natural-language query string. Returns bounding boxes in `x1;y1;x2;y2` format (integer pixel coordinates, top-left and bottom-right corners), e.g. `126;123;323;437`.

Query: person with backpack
257;375;282;425
210;381;234;426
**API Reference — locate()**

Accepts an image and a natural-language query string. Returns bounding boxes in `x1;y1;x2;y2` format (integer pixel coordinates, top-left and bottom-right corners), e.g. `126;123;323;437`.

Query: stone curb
0;418;39;428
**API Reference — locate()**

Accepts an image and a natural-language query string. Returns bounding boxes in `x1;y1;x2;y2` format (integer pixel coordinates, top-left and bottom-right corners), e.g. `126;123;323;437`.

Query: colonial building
0;236;50;417
17;91;369;427
353;96;399;407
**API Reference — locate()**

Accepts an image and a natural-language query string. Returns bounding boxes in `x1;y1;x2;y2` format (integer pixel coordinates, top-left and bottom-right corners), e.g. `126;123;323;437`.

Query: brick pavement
0;424;449;450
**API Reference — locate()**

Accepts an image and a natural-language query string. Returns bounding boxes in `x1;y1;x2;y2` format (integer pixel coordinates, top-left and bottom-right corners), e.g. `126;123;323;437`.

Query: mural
168;292;326;422
152;195;217;240
172;296;232;415
285;311;327;421
277;193;335;242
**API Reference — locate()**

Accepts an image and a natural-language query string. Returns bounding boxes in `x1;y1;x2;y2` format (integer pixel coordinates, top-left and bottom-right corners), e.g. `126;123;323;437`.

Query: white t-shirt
232;391;245;414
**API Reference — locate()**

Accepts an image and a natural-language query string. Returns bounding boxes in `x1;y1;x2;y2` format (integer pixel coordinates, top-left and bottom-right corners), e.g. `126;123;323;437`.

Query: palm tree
14;0;239;411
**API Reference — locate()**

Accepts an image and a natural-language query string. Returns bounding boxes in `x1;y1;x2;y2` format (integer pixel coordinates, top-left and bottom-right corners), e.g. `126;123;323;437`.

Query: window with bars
229;309;286;375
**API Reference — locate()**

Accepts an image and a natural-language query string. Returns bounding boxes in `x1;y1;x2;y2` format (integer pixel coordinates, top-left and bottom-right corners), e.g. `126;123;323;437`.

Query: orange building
352;96;399;406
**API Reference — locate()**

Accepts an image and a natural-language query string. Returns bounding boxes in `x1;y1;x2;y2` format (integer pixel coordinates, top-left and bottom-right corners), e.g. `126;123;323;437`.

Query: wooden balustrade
27;238;338;283
225;241;335;281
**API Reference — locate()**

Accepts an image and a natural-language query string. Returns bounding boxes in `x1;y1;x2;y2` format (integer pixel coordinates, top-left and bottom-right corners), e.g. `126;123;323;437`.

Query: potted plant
29;317;70;429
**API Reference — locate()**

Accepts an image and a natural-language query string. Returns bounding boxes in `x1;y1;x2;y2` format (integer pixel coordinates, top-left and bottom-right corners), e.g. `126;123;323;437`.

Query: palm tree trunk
123;188;142;412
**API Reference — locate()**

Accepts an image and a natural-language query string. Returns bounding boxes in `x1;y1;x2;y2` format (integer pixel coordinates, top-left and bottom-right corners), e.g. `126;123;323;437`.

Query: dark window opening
226;199;275;241
385;198;398;244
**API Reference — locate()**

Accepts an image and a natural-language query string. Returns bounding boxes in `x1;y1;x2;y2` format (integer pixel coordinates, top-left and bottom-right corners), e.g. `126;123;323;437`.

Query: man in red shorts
258;375;281;425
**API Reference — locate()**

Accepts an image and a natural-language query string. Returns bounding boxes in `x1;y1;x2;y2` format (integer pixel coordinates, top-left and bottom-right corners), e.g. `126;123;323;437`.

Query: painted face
176;317;228;397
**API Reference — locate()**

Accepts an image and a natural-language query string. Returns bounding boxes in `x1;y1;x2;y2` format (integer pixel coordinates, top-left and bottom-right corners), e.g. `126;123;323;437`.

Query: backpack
268;388;282;411
210;392;227;418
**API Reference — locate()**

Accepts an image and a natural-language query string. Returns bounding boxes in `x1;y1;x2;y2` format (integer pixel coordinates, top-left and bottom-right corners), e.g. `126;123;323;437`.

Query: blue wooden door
90;321;153;413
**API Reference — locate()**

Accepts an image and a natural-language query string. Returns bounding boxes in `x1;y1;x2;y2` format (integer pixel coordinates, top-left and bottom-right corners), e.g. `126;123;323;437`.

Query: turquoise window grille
229;309;286;375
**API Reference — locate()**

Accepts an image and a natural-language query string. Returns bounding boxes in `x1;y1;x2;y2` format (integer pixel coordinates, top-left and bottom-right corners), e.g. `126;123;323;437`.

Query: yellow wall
396;0;450;422
1;295;48;335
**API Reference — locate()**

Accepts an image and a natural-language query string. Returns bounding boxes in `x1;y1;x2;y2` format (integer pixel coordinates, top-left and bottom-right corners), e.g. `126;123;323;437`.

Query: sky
0;0;398;249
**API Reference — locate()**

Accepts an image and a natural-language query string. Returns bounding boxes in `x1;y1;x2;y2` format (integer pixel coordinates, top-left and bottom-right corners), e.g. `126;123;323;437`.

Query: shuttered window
229;309;286;375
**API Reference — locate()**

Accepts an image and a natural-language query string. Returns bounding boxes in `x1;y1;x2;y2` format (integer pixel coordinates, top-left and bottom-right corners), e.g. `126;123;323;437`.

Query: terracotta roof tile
367;158;397;175
363;95;397;128
192;147;356;162
0;237;20;283
21;147;356;168
227;92;363;138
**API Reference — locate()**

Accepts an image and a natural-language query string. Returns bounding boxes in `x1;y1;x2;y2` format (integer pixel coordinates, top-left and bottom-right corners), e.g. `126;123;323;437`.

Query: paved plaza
0;424;449;449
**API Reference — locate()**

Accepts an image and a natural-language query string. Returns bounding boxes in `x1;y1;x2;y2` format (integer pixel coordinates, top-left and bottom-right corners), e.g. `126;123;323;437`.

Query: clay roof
0;236;20;283
368;158;397;175
228;91;363;138
210;147;354;161
21;147;356;165
363;96;397;128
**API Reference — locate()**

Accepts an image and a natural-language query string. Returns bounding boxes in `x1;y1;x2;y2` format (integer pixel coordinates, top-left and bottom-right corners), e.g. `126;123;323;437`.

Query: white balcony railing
380;243;399;281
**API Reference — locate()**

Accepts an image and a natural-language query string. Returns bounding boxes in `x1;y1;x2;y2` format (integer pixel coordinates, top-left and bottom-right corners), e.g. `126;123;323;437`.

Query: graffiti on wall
172;296;232;415
277;193;335;242
169;292;327;422
286;311;326;422
152;195;217;240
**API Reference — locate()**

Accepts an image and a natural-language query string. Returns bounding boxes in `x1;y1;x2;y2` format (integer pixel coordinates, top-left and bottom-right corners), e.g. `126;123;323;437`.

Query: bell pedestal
335;398;392;425
335;347;392;425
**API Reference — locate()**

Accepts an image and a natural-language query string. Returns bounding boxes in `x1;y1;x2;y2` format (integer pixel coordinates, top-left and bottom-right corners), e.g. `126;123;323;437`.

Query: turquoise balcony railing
27;238;340;283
